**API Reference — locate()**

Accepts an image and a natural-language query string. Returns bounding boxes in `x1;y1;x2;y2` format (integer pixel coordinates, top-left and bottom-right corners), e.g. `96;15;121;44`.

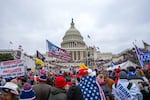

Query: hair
127;66;136;72
63;72;69;77
137;69;145;77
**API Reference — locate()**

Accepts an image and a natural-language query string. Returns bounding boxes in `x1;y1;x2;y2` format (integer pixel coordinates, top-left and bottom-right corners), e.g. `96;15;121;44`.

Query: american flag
78;76;106;100
47;40;71;61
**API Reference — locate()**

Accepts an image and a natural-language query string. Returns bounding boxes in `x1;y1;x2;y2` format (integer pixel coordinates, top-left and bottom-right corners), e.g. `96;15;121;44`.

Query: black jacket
67;85;84;100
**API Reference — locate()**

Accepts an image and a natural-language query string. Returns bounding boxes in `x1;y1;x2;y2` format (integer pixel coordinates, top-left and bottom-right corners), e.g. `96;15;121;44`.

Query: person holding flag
78;64;106;100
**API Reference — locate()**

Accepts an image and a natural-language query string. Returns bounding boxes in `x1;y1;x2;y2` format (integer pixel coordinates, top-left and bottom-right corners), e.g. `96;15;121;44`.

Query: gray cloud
0;0;150;55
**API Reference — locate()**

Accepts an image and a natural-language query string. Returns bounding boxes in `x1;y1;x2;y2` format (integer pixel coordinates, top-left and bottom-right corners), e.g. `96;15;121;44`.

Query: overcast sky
0;0;150;55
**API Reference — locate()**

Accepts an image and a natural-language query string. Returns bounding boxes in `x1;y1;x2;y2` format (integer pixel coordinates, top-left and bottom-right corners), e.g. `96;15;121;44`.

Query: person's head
78;68;88;77
97;74;105;83
39;75;47;83
0;82;19;100
137;69;145;77
1;89;15;100
20;82;36;100
38;69;47;83
119;71;127;79
101;70;109;79
127;66;136;72
115;67;121;73
55;76;66;89
63;72;69;77
65;82;73;92
10;78;18;85
71;78;76;85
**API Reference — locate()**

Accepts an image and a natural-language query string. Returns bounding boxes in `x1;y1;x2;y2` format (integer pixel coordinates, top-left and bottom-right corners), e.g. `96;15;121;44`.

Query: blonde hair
138;69;145;77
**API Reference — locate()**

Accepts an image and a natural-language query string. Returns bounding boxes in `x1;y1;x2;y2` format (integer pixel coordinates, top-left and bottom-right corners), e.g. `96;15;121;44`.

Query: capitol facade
61;19;98;67
46;19;99;67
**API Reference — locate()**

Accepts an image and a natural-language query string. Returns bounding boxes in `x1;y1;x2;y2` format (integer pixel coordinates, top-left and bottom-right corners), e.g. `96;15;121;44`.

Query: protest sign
0;59;25;78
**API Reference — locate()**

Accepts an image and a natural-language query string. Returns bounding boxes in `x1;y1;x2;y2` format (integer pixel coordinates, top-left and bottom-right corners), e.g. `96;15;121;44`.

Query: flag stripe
47;40;71;61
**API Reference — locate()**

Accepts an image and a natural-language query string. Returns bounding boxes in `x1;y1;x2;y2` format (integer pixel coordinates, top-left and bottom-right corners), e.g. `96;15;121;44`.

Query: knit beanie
119;71;127;79
55;76;66;88
115;67;121;73
20;82;36;100
39;69;47;82
39;75;47;82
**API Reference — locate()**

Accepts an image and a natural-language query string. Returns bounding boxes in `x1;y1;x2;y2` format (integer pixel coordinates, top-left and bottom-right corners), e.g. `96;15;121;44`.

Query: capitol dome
61;19;86;48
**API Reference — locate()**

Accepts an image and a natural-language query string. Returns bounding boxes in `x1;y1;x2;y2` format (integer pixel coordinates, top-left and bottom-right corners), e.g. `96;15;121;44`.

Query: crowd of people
0;65;150;100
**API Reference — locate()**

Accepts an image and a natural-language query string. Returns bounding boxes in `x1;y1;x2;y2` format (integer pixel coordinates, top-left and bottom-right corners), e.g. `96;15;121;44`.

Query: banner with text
0;59;25;78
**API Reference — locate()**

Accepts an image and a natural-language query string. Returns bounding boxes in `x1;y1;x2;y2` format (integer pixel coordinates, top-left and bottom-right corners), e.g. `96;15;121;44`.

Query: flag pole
46;39;48;57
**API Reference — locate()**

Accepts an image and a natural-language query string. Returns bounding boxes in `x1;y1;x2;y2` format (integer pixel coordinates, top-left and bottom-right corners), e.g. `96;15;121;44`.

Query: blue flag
134;44;150;67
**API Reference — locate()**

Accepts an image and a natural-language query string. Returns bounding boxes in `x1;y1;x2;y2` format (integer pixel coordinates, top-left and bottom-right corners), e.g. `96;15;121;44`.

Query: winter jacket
112;79;143;100
49;87;67;100
33;83;51;100
67;85;84;100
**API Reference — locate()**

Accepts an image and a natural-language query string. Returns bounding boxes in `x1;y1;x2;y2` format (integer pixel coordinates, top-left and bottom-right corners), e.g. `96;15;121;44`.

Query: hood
51;87;66;95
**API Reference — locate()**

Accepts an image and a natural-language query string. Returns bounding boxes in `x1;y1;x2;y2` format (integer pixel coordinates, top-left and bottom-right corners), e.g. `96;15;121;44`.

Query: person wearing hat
0;82;19;100
20;82;36;100
114;67;121;84
78;68;106;100
112;71;143;100
48;76;67;100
